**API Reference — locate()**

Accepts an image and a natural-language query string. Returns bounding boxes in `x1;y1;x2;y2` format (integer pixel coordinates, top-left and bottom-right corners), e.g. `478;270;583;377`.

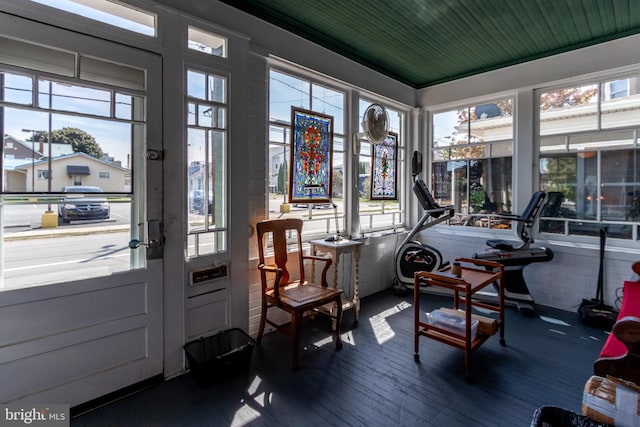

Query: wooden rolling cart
414;257;505;379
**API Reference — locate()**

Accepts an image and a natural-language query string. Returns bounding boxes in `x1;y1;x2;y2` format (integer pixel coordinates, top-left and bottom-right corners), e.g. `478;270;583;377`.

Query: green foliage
277;159;288;194
470;183;486;211
32;127;104;159
358;162;367;175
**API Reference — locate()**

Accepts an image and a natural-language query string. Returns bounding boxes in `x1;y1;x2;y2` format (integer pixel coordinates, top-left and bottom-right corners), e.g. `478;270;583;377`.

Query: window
357;100;405;233
99;171;110;178
431;99;514;228
188;26;227;58
607;79;629;100
268;68;345;238
30;0;156;36
538;75;640;240
186;68;227;257
37;169;51;179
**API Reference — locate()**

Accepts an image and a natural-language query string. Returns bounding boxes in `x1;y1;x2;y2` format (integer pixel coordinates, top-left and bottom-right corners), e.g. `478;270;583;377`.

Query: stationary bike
392;152;455;296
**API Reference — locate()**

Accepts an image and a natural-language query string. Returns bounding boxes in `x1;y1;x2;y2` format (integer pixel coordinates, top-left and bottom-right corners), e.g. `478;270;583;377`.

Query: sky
5;106;132;166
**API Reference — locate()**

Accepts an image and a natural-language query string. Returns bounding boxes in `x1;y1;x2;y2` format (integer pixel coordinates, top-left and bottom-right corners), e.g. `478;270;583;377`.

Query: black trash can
183;328;255;387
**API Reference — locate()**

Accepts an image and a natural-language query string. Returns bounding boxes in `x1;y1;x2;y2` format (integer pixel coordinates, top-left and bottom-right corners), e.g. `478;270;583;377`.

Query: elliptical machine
392;152;455;296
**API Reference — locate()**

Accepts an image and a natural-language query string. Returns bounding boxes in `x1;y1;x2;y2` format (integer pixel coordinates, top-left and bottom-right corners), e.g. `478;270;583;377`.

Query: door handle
128;239;160;249
129;220;163;259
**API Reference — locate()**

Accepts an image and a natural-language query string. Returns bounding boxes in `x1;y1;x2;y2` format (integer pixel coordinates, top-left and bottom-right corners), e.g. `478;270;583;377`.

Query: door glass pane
1;68;144;290
186;68;227;257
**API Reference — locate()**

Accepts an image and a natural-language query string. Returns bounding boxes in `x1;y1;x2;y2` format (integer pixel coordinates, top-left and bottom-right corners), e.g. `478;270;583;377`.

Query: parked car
58;186;110;223
189;190;213;215
293;203;332;209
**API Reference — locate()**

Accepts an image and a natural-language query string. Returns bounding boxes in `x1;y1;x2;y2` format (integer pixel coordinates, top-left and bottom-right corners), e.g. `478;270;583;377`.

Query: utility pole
22;128;44;192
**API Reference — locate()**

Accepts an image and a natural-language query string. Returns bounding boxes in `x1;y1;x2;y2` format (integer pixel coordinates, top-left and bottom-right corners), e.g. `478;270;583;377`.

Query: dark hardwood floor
71;289;607;426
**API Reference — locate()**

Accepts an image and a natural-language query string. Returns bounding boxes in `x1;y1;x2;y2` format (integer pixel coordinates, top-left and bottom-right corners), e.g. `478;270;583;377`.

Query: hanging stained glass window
289;107;334;204
370;132;398;200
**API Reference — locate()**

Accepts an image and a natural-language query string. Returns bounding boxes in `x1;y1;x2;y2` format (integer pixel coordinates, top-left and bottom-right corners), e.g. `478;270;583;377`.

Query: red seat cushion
599;281;640;358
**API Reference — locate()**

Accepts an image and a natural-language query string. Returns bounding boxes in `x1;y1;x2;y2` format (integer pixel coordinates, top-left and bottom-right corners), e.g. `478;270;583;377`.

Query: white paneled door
0;14;163;406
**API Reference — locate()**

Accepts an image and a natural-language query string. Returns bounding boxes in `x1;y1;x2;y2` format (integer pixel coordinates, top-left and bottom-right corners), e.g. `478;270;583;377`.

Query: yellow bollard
41;211;59;228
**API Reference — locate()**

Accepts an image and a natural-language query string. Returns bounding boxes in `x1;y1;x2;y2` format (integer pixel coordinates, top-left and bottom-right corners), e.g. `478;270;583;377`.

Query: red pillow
599;281;640;358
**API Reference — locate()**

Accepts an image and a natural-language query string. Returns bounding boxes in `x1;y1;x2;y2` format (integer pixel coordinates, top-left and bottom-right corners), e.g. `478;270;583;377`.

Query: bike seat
486;239;522;251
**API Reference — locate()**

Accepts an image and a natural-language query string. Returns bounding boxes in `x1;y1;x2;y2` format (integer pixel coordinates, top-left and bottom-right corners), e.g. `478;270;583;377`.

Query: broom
577;227;618;329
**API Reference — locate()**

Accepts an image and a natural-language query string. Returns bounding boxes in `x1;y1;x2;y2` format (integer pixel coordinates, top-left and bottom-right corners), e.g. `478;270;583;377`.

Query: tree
32;127;104;159
539;87;598;110
277;160;288;194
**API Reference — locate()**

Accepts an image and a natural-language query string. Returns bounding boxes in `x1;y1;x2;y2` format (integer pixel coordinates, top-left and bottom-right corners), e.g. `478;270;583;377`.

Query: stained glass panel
370;132;398;200
289;108;333;203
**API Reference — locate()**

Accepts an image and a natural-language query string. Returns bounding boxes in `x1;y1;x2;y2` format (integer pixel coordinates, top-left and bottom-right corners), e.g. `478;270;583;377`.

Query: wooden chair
256;218;343;369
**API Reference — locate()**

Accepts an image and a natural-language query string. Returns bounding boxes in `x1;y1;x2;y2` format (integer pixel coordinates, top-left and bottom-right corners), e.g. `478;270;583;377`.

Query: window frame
267;62;411;241
267;65;347;241
536;73;640;242
356;98;407;234
429;98;515;229
184;66;229;258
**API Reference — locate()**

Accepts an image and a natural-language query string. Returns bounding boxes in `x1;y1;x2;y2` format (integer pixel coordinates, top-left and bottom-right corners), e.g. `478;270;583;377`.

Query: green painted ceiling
220;0;640;88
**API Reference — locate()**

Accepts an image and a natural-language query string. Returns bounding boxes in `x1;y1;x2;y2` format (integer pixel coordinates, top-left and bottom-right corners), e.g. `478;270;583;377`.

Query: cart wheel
465;374;474;383
500;338;506;346
414;354;420;362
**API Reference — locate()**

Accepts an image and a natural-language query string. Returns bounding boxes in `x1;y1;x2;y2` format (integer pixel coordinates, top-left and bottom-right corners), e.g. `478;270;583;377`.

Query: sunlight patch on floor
312;336;334;347
540;315;571;326
231;400;261;425
231;375;269;425
247;375;262;396
313;330;356;348
339;330;356;346
549;329;567;335
230;375;262;426
369;301;412;345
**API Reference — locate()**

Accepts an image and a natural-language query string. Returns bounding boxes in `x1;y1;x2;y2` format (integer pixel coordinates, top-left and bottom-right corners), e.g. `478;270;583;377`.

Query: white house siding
15;153;128;192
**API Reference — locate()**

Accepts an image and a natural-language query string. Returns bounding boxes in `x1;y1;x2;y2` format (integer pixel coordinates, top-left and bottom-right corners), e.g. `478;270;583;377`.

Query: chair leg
335;296;343;350
291;312;301;370
257;299;267;344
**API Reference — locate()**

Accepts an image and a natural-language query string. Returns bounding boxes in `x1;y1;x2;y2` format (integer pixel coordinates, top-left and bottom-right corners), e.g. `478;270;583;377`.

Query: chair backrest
541;191;564;217
517;191;547;243
256;218;305;286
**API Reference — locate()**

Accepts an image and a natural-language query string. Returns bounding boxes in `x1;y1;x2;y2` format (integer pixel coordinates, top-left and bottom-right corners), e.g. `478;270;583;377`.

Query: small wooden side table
414;257;505;379
310;238;362;325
